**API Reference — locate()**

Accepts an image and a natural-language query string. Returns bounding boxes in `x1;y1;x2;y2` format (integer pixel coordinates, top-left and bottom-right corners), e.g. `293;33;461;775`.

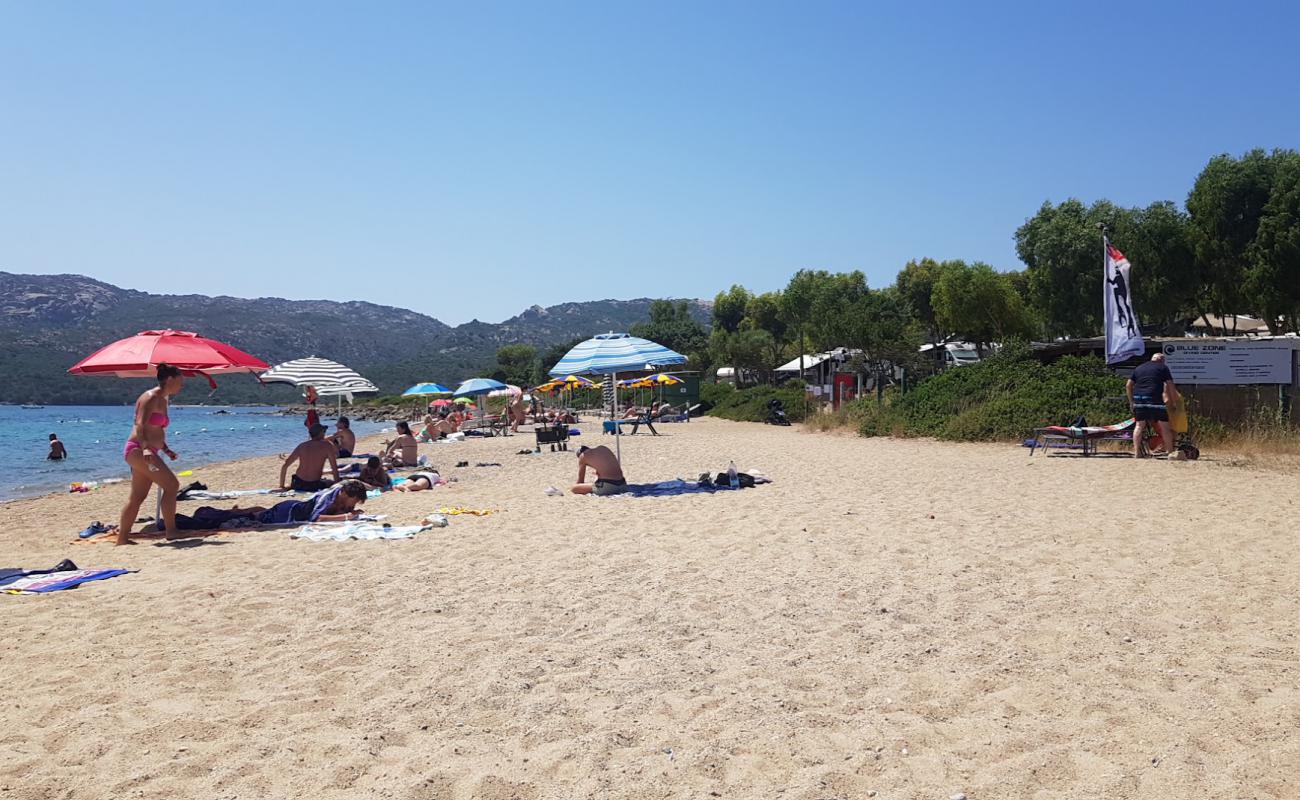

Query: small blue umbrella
402;382;453;396
453;378;509;398
453;378;509;432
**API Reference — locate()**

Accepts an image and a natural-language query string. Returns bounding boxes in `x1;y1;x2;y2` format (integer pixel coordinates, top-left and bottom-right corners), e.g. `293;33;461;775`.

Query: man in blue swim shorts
1126;352;1177;458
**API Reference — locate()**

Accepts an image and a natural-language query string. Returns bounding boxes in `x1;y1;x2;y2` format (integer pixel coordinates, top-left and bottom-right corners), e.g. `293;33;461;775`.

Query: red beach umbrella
68;329;269;387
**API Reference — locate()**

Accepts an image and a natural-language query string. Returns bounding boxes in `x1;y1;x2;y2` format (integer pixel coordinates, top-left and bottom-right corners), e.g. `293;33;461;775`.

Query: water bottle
727;461;739;489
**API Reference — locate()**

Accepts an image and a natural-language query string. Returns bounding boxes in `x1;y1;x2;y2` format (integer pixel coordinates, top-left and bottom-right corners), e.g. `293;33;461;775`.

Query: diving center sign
1161;342;1294;385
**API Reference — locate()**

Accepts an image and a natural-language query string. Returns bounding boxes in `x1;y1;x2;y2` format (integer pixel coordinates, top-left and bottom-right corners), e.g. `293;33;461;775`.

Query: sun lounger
1029;418;1136;456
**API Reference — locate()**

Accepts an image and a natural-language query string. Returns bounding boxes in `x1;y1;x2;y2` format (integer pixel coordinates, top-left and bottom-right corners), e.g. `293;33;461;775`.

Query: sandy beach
2;417;1297;799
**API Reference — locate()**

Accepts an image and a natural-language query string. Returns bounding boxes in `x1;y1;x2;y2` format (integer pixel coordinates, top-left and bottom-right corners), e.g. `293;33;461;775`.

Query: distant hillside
0;272;708;405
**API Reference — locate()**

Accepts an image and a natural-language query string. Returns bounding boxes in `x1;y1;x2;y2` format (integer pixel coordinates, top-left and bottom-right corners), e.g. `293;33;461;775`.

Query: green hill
0;272;708;405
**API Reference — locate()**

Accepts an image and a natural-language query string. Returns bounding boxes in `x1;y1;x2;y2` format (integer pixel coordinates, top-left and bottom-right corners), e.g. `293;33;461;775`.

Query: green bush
857;342;1128;441
703;380;812;423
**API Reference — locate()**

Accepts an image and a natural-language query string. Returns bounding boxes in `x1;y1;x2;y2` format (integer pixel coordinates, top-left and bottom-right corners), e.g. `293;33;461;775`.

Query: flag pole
1098;221;1109;359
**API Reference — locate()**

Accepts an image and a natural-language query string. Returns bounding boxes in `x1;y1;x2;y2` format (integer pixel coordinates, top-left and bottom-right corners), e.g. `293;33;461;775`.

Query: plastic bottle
727;461;739;489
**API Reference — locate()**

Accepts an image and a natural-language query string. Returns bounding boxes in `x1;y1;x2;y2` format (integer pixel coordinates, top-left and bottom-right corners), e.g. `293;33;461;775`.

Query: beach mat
1;562;134;594
608;479;744;498
291;520;442;541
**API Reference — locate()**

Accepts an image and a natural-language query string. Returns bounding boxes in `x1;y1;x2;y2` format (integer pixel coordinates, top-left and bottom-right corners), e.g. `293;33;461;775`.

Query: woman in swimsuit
115;364;184;545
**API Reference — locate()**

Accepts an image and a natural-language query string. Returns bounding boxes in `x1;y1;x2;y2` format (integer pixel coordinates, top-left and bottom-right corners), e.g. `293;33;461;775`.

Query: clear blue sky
2;1;1297;325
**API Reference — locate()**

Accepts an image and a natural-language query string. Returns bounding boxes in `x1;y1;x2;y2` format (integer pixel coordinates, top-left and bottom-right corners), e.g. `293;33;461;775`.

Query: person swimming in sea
47;433;68;461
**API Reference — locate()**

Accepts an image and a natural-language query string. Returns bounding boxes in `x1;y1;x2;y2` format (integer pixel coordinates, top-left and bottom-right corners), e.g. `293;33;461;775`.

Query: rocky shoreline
278;403;423;422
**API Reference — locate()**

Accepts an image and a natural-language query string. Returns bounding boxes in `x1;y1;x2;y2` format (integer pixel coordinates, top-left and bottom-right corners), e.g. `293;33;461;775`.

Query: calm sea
0;405;388;502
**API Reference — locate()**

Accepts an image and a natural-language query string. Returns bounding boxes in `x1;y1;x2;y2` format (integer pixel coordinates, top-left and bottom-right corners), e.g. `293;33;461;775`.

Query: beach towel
291;521;440;541
180;489;286;501
602;478;770;498
436;506;497;516
1;562;134;594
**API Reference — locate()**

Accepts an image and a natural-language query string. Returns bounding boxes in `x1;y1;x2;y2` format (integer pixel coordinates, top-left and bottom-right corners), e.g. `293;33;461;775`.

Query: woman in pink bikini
115;364;184;545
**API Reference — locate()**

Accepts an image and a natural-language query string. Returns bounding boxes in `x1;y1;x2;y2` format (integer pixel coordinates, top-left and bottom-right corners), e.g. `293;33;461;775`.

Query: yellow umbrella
644;373;683;385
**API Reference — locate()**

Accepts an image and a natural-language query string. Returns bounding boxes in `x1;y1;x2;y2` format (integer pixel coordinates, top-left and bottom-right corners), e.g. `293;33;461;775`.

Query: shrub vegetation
852;342;1129;441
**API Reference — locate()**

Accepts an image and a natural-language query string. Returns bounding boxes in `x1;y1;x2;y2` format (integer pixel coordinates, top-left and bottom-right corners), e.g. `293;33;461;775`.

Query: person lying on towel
571;444;628;496
171;480;370;531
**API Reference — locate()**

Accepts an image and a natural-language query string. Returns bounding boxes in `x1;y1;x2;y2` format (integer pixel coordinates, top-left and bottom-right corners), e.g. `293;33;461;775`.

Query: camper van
919;342;982;368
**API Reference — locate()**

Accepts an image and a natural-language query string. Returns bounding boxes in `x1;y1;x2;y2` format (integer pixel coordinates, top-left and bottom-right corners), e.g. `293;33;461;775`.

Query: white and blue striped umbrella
453;377;509;398
548;333;686;377
402;382;453;396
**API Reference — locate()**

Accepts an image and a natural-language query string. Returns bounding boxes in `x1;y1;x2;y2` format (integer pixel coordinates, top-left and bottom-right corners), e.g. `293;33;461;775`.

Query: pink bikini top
147;412;170;428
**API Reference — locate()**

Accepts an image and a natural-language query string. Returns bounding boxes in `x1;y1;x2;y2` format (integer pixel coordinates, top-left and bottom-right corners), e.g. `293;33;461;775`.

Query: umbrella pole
612;371;621;463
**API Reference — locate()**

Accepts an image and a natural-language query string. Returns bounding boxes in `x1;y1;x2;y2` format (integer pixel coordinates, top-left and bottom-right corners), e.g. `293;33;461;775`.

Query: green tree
895;258;946;343
740;291;790;381
630;299;709;361
494;344;539;387
712;285;752;333
1015;199;1126;338
1187;149;1287;332
932;261;1037;353
1115;201;1198;332
1246;151;1300;333
540;338;586;377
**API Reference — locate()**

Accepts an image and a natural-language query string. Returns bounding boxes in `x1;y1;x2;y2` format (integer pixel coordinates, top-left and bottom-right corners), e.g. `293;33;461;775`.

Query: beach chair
535;423;570;451
1029;418;1136;456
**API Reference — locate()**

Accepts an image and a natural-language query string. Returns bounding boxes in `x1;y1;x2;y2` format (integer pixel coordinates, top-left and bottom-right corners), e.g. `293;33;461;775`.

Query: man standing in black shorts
1126;352;1177;458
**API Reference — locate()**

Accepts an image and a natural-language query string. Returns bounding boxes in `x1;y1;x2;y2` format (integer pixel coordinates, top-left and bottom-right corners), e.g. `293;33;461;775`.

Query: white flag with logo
1103;237;1144;364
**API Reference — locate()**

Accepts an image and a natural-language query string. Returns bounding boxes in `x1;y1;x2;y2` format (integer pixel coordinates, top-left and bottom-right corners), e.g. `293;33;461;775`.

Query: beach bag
712;472;756;489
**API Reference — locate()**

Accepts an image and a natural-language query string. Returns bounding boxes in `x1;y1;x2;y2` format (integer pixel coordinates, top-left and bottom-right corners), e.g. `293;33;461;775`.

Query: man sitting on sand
571;444;628;495
280;423;341;492
329;416;356;458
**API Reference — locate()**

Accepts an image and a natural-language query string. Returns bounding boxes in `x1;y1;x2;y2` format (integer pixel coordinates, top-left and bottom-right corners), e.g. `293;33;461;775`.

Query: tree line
491;148;1299;385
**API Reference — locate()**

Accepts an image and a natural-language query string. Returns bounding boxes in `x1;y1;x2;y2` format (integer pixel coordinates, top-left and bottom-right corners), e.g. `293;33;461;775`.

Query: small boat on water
20;403;45;409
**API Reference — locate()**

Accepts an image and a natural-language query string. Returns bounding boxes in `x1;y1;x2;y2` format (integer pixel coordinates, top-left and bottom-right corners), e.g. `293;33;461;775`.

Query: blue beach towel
613;479;734;498
1;564;134;594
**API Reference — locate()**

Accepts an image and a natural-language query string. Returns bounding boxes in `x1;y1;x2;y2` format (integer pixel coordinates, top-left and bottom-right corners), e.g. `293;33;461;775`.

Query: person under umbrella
115;364;185;545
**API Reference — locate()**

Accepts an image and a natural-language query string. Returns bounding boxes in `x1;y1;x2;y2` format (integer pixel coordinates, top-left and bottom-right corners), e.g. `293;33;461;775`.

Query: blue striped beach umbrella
547;333;686;462
548;333;686;377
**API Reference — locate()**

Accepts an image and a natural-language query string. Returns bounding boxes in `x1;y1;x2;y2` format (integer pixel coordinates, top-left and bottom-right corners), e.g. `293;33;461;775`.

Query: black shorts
291;475;333;492
1134;403;1168;423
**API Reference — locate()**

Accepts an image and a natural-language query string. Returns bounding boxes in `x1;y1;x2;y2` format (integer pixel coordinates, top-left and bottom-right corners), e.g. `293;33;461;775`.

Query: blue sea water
1;405;388;501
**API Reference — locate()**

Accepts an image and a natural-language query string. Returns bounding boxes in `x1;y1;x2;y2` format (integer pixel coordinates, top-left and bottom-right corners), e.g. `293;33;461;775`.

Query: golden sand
2;418;1297;798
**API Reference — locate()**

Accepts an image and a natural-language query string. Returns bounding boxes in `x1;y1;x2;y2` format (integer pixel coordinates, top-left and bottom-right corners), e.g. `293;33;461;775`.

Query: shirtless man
329;416;356;458
280;423;341;492
571;444;628;495
47;432;68;461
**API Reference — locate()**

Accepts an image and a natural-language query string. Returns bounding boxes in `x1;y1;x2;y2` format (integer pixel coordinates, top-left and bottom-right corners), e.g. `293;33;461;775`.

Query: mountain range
0;272;709;405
